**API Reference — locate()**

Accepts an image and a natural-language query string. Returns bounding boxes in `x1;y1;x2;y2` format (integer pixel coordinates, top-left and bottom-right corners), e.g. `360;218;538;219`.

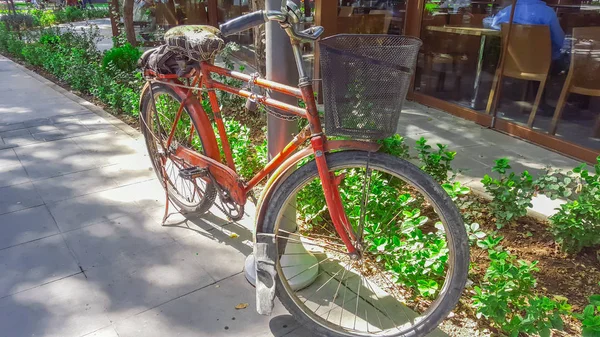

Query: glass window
495;1;600;151
414;0;505;111
337;0;408;35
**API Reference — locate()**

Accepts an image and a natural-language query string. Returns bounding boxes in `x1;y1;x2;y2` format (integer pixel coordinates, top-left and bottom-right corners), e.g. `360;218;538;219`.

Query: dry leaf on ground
235;303;248;310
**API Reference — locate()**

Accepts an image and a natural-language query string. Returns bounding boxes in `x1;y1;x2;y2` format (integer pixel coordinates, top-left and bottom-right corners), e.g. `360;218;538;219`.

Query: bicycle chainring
217;190;245;221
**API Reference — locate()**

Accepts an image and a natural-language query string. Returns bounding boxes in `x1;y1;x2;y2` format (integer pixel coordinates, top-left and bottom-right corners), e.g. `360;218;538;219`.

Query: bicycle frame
143;54;379;255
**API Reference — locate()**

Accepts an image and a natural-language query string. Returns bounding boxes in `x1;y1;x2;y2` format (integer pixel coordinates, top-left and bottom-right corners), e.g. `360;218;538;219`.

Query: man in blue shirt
491;0;565;61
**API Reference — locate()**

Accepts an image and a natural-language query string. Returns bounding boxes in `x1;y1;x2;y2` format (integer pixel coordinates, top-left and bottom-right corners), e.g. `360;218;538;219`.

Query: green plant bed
0;6;109;29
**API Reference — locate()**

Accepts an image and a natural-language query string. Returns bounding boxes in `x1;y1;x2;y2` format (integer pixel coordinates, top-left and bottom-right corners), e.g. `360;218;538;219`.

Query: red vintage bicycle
138;2;469;336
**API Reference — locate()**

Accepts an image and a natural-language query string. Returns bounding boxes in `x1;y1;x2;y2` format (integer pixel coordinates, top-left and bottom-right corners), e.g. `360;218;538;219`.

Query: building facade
126;0;600;162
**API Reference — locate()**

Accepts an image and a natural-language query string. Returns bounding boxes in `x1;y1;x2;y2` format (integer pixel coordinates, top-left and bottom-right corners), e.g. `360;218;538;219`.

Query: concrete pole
265;0;299;151
245;0;318;289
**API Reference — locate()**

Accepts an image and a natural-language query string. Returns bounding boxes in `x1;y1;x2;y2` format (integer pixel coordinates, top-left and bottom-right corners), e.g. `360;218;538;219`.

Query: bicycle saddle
164;25;225;62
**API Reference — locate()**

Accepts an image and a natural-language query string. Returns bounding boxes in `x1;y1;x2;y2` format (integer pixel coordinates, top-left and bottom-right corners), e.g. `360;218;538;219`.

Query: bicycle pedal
178;167;208;180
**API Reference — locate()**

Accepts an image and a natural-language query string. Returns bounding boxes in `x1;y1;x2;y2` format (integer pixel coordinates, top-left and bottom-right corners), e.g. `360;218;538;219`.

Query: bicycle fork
310;135;359;258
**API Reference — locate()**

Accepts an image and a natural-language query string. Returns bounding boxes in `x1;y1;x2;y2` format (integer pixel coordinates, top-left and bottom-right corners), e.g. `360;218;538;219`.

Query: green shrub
574;295;600;337
549;157;600;253
473;236;571;336
0;13;38;29
415;136;456;183
58;6;84;22
481;158;535;228
102;43;141;73
38;9;57;26
377;134;410;159
210;119;267;180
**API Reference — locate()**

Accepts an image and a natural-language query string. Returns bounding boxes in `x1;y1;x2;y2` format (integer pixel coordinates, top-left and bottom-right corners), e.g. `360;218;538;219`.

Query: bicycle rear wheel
260;151;469;337
140;83;217;214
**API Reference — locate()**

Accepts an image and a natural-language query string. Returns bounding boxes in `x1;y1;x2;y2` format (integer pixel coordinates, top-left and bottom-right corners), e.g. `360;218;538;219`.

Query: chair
550;27;600;137
486;24;552;127
420;15;475;98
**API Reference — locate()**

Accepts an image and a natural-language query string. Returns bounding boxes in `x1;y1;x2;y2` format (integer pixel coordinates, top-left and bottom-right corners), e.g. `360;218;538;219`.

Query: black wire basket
319;35;422;140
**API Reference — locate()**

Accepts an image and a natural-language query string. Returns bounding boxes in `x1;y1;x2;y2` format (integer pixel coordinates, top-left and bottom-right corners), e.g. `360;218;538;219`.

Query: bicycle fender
253;140;380;316
140;81;222;162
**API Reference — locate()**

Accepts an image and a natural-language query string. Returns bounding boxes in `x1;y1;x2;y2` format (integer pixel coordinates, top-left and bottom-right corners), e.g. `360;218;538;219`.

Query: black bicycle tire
261;150;469;337
140;82;217;214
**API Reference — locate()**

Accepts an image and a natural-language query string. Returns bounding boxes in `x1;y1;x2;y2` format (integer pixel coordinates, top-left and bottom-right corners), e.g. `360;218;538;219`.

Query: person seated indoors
491;0;566;66
491;0;569;113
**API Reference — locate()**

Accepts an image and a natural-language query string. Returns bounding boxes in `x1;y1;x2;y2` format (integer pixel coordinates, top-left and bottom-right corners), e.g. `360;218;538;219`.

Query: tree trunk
123;0;137;46
250;0;266;75
108;0;122;45
7;0;16;15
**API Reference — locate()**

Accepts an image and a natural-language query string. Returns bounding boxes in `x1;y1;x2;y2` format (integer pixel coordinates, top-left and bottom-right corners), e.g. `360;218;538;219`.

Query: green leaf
584;304;596;317
590;295;600;306
539;327;551;337
550;315;564;330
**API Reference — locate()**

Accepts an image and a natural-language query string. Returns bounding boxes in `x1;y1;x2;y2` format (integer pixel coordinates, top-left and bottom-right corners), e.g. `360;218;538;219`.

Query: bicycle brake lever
297;26;324;41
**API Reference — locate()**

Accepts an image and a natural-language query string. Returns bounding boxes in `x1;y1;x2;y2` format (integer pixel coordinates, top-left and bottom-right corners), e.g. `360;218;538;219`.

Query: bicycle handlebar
219;10;266;37
219;7;323;42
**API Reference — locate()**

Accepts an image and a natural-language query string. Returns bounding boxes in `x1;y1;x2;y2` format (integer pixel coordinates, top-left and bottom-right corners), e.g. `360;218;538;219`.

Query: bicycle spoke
353;261;363;330
361;267;405;332
259;233;350;255
302;256;352;306
284;255;336;282
277;229;347;248
278;203;345;243
325;259;351;322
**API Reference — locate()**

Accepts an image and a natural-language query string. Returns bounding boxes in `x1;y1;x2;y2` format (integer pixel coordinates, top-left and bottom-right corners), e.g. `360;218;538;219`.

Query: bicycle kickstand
159;165;179;225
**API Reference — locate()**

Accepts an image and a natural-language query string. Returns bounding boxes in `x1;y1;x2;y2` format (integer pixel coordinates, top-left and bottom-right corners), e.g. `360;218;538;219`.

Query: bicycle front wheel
261;151;469;337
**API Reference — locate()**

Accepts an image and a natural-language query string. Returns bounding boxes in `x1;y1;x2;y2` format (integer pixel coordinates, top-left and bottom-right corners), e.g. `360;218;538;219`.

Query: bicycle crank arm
174;146;248;206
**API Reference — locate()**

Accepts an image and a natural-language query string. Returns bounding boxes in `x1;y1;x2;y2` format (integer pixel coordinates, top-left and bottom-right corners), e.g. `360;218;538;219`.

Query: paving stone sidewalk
0;55;316;337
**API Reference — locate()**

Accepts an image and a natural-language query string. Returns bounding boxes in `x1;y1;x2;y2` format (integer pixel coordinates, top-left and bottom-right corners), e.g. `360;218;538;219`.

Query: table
425;25;500;109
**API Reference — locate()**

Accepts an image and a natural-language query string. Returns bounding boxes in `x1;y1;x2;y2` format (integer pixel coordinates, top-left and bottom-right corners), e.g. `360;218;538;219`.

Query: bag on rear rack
138;45;196;77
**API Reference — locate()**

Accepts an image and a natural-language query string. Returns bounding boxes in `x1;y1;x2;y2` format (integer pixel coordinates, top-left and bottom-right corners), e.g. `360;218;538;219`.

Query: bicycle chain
266;107;300;121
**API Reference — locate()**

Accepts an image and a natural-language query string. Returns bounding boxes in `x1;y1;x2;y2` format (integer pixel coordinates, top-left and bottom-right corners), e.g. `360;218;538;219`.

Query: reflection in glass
416;0;600;151
415;0;504;110
493;2;600;151
337;0;407;35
